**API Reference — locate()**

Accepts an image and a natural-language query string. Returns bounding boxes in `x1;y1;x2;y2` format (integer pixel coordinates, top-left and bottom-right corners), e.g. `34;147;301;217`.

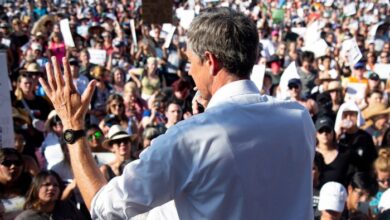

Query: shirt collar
206;80;260;110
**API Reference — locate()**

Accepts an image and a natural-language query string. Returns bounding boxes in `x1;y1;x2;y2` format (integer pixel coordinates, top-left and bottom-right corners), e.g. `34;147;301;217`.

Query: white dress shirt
91;80;316;220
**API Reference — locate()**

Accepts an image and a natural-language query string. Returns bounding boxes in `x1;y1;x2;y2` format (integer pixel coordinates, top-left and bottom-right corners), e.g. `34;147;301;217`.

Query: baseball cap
318;182;347;213
31;42;42;51
315;117;334;131
353;61;365;69
368;72;380;81
288;78;301;87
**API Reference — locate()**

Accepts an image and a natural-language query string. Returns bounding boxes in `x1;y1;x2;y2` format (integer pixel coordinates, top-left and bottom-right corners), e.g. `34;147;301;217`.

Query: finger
38;77;52;97
52;56;65;89
62;57;76;91
80;80;97;114
45;62;57;90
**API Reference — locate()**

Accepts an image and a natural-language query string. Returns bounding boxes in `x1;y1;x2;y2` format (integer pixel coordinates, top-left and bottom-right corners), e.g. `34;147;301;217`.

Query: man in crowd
40;8;315;220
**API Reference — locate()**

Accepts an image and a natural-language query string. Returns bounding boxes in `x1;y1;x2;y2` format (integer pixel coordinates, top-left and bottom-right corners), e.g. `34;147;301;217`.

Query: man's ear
204;51;221;76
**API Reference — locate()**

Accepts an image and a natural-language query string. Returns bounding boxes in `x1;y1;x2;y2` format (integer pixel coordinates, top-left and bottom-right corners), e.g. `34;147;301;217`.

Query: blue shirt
91;80;316;219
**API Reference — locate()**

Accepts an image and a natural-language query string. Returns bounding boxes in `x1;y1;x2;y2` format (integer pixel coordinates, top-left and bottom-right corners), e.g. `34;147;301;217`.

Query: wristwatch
63;129;85;144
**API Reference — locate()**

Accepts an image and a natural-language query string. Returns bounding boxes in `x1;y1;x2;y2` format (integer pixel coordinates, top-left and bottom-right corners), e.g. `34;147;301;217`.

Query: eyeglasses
87;131;103;141
1;159;23;167
110;138;130;145
377;178;390;184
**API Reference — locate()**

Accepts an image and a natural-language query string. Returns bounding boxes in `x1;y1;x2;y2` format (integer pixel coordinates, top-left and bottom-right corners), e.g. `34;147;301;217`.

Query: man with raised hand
40;8;315;220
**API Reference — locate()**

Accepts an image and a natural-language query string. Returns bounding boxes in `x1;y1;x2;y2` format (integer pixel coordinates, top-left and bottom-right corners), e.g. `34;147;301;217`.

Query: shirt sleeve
91;125;193;219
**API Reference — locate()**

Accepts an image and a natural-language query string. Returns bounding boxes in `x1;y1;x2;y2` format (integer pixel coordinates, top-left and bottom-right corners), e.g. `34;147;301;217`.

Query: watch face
64;130;74;143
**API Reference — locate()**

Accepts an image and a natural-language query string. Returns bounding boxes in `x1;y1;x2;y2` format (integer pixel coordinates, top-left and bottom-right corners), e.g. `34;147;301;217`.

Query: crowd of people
0;0;389;219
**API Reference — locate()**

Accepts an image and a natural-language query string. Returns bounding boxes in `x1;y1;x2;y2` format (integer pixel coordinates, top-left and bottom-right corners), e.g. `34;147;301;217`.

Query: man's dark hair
349;172;378;197
187;7;259;78
300;51;315;64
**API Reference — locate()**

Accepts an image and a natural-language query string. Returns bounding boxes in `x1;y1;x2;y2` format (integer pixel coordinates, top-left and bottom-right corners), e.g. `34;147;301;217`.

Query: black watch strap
63;129;85;144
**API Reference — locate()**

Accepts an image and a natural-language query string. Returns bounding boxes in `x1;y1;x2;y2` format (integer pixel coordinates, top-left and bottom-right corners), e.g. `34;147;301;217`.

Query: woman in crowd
123;82;148;123
362;103;390;147
15;170;84;220
0;148;32;219
47;32;66;64
110;67;127;95
130;57;166;100
40;110;64;170
370;149;390;216
89;65;112;125
100;125;134;181
315;116;359;188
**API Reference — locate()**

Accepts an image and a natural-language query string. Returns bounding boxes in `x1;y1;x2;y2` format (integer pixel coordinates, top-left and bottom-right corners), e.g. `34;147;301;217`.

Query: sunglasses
377;178;390;184
288;85;300;90
87;131;103;141
318;127;332;134
1;159;23;167
110;138;129;145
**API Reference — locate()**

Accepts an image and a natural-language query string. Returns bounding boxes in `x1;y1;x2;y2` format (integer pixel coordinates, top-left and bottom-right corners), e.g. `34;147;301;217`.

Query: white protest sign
344;3;356;16
367;22;384;43
76;26;89;38
0;53;14;148
302;39;329;58
341;38;362;66
60;19;75;48
163;26;176;49
345;83;367;102
278;61;300;99
324;0;334;7
291;27;306;37
374;64;390;79
130;19;137;48
304;20;321;47
161;23;174;39
179;10;195;30
1;38;10;47
347;38;362;66
88;48;107;66
250;64;266;91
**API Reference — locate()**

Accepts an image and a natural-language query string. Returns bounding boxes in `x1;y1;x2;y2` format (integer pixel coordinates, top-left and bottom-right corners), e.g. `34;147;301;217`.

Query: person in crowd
123;81;148;123
40;8;315;219
344;172;378;218
89;65;112;125
40;110;64;170
315;116;359;187
100;125;134;181
109;67;127;95
287;78;318;117
313;152;325;220
163;101;183;131
317;181;347;220
69;57;89;95
14;129;40;176
130;57;166;100
0;148;32;220
141;91;167;131
362;103;390;147
323;81;344;114
78;49;95;79
369;149;390;216
335;101;377;171
298;51;317;98
47;32;66;64
15;170;84;220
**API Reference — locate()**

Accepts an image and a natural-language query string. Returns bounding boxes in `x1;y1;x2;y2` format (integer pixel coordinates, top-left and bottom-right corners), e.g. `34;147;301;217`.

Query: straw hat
12;107;31;124
364;103;390;120
90;65;106;79
20;63;43;75
102;125;134;148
